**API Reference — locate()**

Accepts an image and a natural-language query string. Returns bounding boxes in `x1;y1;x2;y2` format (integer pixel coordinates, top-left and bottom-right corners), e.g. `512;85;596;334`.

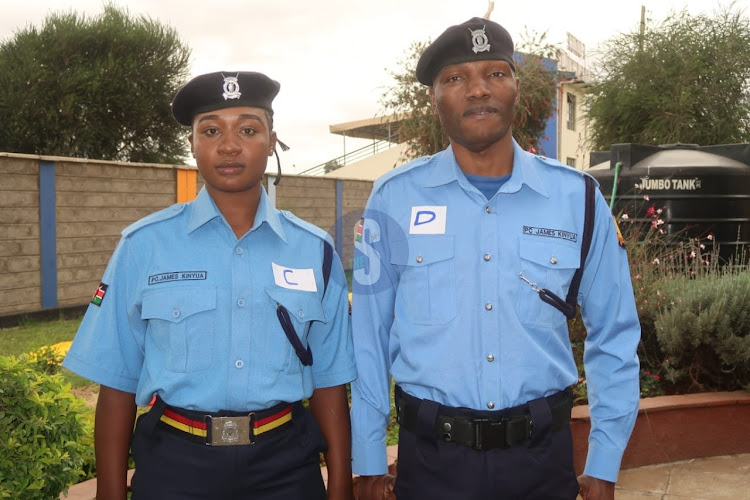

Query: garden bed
570;391;750;474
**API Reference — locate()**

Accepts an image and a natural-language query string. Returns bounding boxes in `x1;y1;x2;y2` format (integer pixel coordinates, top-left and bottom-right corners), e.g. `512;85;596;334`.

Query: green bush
654;271;750;392
26;345;64;375
0;355;89;499
570;196;750;400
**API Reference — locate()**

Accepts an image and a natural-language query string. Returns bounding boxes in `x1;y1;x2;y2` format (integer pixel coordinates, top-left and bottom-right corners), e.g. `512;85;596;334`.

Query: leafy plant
0;3;191;163
639;369;664;398
26;345;64;375
0;356;89;499
586;6;750;150
569;187;750;401
654;271;750;392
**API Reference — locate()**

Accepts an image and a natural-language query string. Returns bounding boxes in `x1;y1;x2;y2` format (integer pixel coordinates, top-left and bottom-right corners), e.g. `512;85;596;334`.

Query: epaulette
279;210;334;247
122;203;186;237
533;153;600;186
373;151;440;191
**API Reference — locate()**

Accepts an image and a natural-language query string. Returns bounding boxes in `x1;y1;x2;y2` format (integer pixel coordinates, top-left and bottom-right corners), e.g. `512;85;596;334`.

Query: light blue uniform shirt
64;187;356;412
351;141;640;482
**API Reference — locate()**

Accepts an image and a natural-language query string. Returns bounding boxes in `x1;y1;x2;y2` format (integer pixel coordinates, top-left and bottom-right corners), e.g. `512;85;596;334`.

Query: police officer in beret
64;71;356;499
350;18;640;500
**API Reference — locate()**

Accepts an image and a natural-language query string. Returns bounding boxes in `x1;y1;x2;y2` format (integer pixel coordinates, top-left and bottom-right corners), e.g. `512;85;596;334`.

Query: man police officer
350;18;640;500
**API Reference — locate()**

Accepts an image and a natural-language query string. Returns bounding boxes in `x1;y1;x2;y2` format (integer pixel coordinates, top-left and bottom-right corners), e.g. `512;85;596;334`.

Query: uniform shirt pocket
141;286;217;373
391;235;456;326
264;287;325;374
516;239;579;327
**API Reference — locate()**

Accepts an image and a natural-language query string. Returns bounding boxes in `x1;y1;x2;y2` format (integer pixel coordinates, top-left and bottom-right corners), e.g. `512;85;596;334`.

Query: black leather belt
396;388;573;451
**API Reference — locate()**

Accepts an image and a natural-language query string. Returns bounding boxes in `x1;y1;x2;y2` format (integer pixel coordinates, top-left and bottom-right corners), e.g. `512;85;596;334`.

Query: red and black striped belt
157;399;297;446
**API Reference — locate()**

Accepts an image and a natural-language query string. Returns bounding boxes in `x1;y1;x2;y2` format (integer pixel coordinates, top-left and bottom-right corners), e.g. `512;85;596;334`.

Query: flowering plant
570;186;749;400
639;369;664;398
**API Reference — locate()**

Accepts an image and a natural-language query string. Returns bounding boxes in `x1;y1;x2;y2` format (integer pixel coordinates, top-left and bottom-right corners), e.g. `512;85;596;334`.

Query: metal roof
328;114;404;143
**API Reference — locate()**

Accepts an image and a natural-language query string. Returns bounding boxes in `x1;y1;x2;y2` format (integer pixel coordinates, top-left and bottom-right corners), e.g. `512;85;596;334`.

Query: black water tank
589;143;750;263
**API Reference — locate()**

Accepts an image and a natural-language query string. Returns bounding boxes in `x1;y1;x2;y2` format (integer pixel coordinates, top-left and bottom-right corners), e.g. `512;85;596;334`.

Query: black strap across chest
276;241;334;366
537;175;596;320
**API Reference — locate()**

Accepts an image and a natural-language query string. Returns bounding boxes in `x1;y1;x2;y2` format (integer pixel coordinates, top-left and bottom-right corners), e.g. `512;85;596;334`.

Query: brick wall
0;156;41;316
0;153;373;317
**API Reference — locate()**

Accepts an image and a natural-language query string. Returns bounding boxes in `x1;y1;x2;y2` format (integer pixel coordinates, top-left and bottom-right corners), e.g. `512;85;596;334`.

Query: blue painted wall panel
39;161;58;308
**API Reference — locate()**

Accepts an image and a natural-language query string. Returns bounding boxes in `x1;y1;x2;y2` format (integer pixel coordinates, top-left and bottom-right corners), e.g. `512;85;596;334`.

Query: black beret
416;17;515;86
171;71;280;126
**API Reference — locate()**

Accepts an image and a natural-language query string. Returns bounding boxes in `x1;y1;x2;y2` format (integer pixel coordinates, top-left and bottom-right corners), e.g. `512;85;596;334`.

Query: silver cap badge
469;26;491;54
222;75;241;100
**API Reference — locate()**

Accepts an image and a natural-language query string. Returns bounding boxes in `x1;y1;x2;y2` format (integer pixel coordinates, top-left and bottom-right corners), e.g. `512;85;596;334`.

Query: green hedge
0;355;89;499
654;271;750;391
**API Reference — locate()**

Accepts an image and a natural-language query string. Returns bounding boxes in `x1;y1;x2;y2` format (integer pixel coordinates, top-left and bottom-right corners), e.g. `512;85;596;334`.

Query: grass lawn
0;313;91;388
0;314;82;357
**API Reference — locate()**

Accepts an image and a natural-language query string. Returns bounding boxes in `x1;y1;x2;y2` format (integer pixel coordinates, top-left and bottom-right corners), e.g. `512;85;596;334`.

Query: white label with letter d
409;206;447;234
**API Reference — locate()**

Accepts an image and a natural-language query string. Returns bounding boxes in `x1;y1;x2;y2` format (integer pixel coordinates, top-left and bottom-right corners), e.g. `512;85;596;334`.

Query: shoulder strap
275;240;334;368
322;241;333;295
538;174;596;319
564;175;596;314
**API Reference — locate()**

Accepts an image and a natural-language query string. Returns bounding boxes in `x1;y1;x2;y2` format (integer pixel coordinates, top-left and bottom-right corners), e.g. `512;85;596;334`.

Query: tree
0;4;191;163
380;31;557;161
586;6;750;150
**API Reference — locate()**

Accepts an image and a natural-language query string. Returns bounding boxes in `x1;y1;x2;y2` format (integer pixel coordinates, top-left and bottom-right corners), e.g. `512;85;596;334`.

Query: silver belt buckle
208;414;255;446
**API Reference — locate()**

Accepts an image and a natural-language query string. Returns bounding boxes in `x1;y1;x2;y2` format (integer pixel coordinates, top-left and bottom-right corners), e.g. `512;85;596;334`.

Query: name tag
272;263;317;292
409;206;447;234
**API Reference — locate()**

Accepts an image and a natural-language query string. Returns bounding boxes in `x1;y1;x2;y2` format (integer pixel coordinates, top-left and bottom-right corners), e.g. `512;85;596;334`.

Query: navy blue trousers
394;392;580;500
130;403;327;500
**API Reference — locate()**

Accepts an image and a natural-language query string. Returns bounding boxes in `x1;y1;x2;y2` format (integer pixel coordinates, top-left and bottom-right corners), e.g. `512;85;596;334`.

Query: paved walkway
62;452;750;499
612;453;750;499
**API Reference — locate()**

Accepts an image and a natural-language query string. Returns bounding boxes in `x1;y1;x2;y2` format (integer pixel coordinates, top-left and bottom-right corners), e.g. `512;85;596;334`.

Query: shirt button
487;402;495;409
237;299;245;308
485;303;493;311
298;309;305;319
235;359;244;369
416;256;423;264
485;206;492;214
172;309;180;318
486;354;495;362
550;257;558;265
483;253;491;262
235;247;243;255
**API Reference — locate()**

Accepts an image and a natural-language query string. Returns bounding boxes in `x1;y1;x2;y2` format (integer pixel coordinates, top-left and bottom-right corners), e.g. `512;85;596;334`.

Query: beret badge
470;26;491;54
222;75;241;100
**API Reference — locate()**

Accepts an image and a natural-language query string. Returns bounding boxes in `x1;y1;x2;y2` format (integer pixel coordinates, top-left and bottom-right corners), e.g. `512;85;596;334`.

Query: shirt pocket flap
265;287;326;323
390;235;455;266
520;238;580;270
141;287;217;323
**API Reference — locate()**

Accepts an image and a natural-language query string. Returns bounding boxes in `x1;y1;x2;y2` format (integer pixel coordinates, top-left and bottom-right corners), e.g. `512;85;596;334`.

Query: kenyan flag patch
355;218;364;243
91;283;108;306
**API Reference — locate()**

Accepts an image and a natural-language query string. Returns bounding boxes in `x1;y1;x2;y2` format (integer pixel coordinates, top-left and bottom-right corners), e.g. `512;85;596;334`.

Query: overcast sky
1;0;745;173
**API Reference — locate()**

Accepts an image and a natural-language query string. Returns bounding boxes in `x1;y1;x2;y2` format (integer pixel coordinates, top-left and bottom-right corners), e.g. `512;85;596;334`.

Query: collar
424;140;550;199
423;145;463;188
187;186;287;242
502;140;550;198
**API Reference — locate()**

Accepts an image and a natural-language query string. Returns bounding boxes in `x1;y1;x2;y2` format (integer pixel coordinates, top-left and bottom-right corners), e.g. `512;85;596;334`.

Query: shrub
26;345;64;375
570;193;750;400
0;355;89;499
654;271;750;392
